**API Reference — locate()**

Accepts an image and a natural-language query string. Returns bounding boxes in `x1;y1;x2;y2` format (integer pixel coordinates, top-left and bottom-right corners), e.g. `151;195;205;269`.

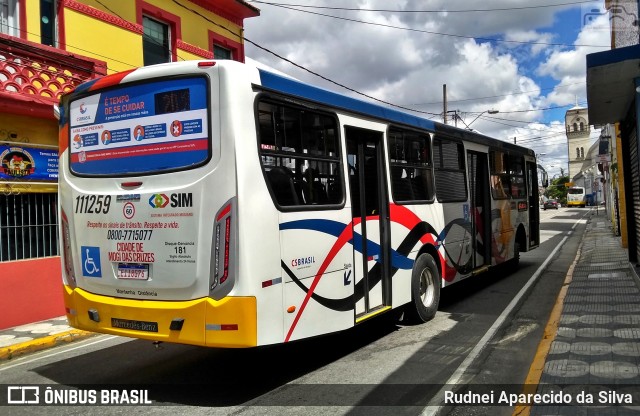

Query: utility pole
513;137;517;144
443;84;448;125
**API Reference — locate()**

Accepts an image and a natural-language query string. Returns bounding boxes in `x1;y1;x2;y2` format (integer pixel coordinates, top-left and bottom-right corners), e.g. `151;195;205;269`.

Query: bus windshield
68;76;210;176
568;187;584;194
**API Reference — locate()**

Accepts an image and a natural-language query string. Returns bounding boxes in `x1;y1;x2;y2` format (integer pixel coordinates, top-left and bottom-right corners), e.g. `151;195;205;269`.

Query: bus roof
257;68;534;155
257;69;436;132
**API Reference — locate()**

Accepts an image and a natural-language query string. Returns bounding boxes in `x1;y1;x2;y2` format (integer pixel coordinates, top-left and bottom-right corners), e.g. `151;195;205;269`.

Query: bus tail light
60;209;76;287
210;198;236;299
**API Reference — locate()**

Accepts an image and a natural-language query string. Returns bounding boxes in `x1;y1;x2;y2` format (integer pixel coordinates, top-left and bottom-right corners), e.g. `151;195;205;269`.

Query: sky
242;0;614;179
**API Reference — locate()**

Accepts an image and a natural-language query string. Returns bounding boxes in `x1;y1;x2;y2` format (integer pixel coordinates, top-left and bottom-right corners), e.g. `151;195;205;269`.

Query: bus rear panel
59;62;259;347
566;186;586;208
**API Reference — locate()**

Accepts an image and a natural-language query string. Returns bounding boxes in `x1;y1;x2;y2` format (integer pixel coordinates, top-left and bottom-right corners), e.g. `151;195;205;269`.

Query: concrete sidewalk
525;210;640;415
0;316;94;360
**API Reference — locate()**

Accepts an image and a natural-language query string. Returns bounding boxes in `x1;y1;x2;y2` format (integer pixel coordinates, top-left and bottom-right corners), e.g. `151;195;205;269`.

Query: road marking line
421;235;568;415
512;212;589;416
422;211;590;416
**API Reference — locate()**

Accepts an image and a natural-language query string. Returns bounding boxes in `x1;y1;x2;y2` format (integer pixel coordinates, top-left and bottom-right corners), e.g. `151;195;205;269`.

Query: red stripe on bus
88;69;136;91
285;222;354;342
389;204;436;245
70;139;207;163
59;123;69;154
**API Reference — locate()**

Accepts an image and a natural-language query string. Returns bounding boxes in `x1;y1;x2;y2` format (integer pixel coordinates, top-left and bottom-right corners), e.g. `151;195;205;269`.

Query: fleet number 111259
75;195;111;214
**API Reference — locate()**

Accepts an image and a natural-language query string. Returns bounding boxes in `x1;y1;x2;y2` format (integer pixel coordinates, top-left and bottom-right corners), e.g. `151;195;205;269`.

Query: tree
544;175;570;205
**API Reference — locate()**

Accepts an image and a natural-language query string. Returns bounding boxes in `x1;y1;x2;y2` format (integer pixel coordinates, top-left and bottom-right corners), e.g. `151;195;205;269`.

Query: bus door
345;126;390;318
526;161;540;248
467;151;492;269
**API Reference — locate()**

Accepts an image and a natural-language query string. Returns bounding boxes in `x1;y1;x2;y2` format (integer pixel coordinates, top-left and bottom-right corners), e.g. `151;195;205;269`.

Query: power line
171;0;443;116
253;2;610;48
174;0;596;121
249;1;592;14
94;0;188;62
6;0;587;127
407;81;585;107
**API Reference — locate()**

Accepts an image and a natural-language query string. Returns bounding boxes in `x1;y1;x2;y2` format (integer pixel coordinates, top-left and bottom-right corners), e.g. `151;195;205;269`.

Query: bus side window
266;166;300;206
490;149;510;199
391;166;414;201
257;99;343;209
508;154;526;198
491;174;508;199
388;126;434;203
433;137;467;202
302;168;329;204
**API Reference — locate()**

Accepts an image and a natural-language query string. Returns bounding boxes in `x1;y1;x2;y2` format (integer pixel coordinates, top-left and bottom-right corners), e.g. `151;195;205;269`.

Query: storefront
587;43;640;263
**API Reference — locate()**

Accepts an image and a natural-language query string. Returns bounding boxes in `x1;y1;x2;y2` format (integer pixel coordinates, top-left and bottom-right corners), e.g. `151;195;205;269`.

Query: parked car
543;199;559;210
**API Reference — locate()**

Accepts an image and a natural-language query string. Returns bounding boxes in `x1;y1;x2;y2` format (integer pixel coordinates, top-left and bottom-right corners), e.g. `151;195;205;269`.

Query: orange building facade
0;0;258;329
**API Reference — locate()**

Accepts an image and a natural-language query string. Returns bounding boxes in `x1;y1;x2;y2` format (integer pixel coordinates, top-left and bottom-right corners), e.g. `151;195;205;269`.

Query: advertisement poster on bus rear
68;77;209;176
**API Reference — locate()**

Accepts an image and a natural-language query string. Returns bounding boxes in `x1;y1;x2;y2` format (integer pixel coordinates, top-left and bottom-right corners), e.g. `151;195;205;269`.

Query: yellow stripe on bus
63;286;257;348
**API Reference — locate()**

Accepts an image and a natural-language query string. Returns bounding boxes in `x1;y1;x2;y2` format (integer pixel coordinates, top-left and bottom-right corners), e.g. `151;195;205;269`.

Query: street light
465;109;499;130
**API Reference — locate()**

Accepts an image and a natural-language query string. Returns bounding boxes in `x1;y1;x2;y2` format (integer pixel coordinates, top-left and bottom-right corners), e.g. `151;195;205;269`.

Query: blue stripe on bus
258;70;436;132
280;219;414;270
72;78;99;95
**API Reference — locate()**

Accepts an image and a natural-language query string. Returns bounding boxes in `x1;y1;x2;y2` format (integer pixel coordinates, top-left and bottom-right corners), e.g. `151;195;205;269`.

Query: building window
1;0;18;36
210;31;242;62
0;193;59;262
576;147;580;158
40;0;56;46
580;122;585;131
214;44;232;60
573;123;578;132
143;16;170;66
580;147;584;159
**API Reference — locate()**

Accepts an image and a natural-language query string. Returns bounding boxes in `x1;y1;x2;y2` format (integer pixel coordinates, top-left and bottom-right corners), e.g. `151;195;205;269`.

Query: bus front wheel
406;253;440;323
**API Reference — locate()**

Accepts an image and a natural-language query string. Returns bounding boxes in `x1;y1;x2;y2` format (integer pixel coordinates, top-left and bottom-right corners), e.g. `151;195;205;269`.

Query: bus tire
406;253;440;323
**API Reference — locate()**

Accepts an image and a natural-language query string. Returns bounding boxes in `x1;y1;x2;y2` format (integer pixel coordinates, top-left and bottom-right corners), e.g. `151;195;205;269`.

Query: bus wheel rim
420;267;435;307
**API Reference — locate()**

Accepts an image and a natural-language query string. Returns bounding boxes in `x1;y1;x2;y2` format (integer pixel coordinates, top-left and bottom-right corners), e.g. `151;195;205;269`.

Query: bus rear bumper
63;286;257;348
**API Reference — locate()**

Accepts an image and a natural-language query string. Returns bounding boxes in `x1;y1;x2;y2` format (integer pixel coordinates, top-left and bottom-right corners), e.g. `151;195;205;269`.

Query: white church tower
565;105;591;181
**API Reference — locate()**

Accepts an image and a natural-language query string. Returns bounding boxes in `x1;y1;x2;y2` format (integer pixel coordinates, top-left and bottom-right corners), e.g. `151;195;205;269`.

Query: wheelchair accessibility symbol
81;246;102;277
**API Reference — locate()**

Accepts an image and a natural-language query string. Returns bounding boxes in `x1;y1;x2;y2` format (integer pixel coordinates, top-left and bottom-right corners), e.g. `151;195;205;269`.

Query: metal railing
0;193;59;261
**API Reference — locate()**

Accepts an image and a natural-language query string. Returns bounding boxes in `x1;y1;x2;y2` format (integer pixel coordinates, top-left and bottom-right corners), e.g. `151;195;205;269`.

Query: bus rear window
68;76;209;176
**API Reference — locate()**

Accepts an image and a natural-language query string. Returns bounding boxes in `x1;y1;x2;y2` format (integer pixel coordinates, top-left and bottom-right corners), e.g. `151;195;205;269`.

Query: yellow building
0;0;259;329
586;0;638;260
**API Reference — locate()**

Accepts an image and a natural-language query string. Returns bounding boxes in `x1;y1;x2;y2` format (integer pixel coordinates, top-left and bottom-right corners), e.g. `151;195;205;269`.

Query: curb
512;213;591;416
0;329;96;361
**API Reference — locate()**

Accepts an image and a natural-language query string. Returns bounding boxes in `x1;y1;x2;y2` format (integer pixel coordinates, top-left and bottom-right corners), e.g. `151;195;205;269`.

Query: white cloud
537;13;610;106
244;1;610;175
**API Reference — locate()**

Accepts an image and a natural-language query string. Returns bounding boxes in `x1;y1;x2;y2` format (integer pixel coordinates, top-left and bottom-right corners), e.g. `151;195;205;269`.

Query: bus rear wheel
406;253;440;323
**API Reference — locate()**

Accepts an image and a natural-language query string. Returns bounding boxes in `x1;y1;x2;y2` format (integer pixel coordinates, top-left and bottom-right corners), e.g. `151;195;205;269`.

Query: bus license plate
117;263;149;280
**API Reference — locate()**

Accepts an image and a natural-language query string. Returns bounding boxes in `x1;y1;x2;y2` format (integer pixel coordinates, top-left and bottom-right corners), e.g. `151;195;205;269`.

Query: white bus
566;186;586;208
58;60;540;348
